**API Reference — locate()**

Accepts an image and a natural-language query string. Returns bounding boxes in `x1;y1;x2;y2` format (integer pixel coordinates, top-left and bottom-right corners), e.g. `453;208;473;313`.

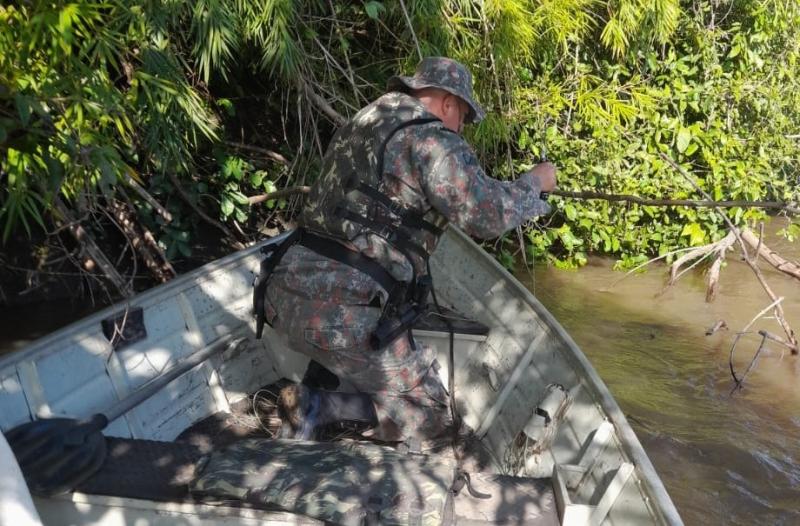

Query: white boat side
0;227;683;525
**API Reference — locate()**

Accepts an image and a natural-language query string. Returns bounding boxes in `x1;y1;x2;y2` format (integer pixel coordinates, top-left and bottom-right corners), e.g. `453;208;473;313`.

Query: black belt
254;229;407;339
298;231;401;297
253;229;431;349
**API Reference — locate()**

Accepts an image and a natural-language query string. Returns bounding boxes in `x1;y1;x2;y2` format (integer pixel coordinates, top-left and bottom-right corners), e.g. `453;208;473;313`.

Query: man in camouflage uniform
262;57;556;443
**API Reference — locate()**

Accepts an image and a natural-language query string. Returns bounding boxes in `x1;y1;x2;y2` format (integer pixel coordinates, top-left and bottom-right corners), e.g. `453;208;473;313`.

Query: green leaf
15;95;31;126
497;250;515;270
220;198;234;217
681;222;706;246
217;98;235;116
222;157;244;180
564;203;578;221
364;1;385;20
250;171;265;187
676;127;692;153
231;191;250;205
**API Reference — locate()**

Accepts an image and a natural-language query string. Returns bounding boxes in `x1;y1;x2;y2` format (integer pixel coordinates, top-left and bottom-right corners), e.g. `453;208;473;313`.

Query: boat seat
192;438;559;525
75;437;202;502
74;436;559;525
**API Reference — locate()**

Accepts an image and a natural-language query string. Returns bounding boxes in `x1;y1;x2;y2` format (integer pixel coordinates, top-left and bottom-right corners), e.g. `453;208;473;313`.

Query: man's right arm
416;130;555;239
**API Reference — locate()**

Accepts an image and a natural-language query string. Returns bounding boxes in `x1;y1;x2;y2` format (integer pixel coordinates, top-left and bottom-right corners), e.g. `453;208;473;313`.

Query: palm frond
190;0;238;83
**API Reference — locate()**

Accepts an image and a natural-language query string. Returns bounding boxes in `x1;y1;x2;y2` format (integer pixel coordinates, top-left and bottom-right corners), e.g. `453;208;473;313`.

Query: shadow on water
518;226;800;525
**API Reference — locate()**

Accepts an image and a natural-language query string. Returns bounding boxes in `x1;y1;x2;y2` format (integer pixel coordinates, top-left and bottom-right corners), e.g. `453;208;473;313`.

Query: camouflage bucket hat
387;56;486;124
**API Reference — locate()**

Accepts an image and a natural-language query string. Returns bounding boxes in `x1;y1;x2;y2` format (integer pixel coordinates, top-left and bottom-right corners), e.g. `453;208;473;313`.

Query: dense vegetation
1;1;799;299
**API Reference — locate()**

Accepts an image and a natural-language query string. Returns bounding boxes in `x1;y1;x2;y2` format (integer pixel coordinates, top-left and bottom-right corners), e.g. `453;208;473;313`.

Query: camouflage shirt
289;92;550;284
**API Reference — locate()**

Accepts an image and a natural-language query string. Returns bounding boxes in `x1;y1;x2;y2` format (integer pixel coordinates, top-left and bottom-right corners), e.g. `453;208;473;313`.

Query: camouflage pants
263;246;452;442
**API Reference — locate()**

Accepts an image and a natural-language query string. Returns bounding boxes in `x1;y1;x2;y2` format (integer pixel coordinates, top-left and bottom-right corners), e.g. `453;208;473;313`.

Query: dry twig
53;198;133;297
398;0;423;60
248;186;311;205
296;76;346;126
124;173;173;223
224;141;289;165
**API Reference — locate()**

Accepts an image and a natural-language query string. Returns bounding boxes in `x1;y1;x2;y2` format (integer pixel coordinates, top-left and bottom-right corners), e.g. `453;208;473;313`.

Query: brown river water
521;221;800;525
2;223;798;524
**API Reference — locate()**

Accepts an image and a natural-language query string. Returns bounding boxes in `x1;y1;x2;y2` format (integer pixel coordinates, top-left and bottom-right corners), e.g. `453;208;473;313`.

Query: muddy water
520;224;800;525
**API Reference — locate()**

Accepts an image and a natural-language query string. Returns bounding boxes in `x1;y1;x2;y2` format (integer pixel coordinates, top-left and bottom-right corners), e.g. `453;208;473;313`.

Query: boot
301;360;340;391
278;384;378;440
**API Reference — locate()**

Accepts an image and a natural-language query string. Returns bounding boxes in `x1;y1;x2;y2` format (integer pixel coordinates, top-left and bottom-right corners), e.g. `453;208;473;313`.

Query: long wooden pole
552;189;800;214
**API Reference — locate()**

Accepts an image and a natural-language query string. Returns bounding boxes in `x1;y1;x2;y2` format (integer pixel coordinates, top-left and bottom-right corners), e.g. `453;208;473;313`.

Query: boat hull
0;228;682;525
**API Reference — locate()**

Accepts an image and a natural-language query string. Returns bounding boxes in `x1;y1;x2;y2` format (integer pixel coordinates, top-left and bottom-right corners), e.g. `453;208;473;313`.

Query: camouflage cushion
191;438;456;526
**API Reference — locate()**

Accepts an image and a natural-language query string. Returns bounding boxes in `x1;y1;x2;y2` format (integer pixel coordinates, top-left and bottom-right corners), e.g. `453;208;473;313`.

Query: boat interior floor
73;380;558;524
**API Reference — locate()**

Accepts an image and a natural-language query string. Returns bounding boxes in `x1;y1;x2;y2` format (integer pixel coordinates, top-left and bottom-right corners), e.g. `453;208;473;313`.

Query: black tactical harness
253;118;443;350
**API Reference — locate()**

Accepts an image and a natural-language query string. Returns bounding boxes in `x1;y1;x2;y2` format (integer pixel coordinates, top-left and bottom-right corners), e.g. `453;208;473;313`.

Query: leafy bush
1;0;799;273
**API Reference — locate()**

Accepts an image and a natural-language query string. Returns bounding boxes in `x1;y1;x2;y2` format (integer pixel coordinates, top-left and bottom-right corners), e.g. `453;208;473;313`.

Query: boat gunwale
443;227;683;525
35;491;325;524
0;238;276;370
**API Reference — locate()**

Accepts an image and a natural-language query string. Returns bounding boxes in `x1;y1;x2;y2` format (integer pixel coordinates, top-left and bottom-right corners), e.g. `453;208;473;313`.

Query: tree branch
108;198;176;283
248;186;311;205
223;141;289;165
53;198;133;297
296;76;346;126
552;189;800;214
739;228;800;281
124;173;173;223
167;172;245;251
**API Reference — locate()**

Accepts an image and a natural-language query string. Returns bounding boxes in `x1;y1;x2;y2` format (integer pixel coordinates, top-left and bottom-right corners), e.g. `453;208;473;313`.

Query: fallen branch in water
705;320;728;336
600;245;701;291
666;230;737;302
661;153;798;358
739;228;800;281
728;298;784;392
730;330;769;394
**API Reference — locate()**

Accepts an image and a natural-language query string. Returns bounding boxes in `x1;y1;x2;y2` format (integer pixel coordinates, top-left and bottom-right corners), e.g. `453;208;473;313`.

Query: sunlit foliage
1;0;799;271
